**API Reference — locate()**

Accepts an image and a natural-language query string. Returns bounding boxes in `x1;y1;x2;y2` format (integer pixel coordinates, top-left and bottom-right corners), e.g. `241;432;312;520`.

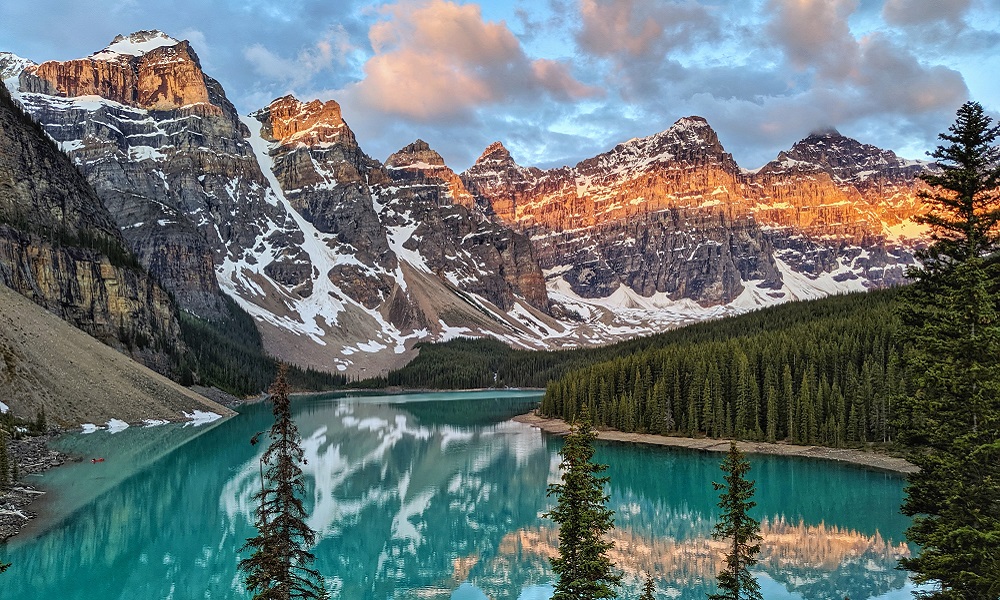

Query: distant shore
513;412;917;474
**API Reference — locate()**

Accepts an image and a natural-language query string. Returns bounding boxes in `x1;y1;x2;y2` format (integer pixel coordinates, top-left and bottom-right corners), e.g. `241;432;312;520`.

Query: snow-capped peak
95;30;180;58
0;52;35;81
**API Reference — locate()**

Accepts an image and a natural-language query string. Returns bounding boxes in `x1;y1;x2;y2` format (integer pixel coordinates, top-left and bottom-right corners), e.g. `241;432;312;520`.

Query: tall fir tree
709;442;763;600
639;572;657;600
239;365;326;600
898;101;1000;599
544;415;622;600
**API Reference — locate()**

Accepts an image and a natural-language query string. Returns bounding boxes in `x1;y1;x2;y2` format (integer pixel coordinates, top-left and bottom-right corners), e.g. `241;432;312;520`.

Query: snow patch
183;410;223;426
106;419;130;433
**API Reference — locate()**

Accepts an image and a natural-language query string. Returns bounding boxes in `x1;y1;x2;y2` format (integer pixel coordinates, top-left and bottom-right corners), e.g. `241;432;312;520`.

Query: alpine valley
1;31;934;378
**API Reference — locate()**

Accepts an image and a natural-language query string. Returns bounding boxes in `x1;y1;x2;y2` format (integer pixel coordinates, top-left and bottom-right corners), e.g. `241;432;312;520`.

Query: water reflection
0;392;915;600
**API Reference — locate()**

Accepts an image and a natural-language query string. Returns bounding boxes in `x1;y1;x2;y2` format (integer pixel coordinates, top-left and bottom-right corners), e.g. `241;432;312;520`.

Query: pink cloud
347;0;600;121
575;0;718;57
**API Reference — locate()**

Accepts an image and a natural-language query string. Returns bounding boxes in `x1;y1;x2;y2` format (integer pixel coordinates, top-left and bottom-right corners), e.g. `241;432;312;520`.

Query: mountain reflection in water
2;392;915;600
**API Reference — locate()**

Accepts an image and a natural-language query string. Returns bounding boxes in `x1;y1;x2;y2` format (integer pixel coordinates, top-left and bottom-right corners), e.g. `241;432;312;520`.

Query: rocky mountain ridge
2;31;934;376
462;118;930;310
0;82;181;371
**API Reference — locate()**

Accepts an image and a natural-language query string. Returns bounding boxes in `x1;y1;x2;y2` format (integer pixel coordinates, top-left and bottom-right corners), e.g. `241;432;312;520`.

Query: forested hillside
382;289;901;450
540;291;900;447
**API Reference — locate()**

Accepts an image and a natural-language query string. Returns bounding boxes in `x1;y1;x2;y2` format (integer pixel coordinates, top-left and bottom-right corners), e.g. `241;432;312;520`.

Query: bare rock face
463;118;931;305
0;83;181;372
383;139;549;311
252;96;549;319
386;140;477;211
20;32;215;113
463;118;778;304
8;32;294;320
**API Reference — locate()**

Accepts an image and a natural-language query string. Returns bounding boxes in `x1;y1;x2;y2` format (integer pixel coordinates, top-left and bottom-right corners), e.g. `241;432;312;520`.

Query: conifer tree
239;365;325;600
544;415;622;600
709;442;763;600
898;101;1000;599
639;572;656;600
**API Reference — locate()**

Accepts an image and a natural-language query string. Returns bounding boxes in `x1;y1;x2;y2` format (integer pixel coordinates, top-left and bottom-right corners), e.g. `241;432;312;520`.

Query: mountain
0;82;180;372
0;80;230;425
2;31;934;377
242;96;554;373
8;31;289;320
462;117;930;328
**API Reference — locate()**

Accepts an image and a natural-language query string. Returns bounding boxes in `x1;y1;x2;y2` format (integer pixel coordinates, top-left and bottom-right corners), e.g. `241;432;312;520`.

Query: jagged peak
0;52;35;81
806;126;843;138
255;95;349;146
474;141;515;166
386;139;447;169
95;30;181;59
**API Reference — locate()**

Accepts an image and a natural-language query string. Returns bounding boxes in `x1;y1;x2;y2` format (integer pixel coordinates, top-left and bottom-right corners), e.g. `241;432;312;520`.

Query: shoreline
513;412;918;475
0;433;72;541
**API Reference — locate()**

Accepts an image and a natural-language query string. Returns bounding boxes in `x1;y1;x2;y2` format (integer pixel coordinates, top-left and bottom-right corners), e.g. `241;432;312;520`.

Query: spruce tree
639;572;656;600
898;101;1000;599
239;365;325;600
709;442;763;600
544;416;622;600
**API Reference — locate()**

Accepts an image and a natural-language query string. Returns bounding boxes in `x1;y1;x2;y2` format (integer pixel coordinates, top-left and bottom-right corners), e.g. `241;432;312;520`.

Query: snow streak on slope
222;117;424;368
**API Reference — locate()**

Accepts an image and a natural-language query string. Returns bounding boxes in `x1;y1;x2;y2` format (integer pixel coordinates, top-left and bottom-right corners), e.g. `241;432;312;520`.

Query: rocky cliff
0;82;181;372
238;96;553;372
463;118;930;312
7;32;290;320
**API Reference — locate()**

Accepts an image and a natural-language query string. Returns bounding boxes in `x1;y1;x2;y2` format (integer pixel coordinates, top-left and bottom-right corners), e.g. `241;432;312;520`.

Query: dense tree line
381;288;901;394
537;290;901;447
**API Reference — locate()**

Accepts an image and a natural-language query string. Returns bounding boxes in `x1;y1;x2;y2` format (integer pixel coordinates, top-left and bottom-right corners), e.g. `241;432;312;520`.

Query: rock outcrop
0;82;181;372
463;118;931;305
8;32;293;320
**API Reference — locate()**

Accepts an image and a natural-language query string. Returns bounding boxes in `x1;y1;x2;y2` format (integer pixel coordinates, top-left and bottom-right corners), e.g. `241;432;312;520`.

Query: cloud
766;0;860;80
243;26;355;87
882;0;972;27
343;0;600;121
575;0;718;57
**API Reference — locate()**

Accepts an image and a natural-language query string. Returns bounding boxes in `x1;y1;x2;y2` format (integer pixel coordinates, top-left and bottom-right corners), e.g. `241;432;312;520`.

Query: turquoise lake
0;390;918;599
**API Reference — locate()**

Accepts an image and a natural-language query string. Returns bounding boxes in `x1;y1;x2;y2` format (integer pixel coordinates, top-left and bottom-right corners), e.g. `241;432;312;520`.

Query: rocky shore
1;433;71;541
513;412;918;474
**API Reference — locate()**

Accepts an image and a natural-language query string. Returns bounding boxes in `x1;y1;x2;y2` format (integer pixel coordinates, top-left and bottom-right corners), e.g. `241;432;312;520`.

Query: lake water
0;390;918;599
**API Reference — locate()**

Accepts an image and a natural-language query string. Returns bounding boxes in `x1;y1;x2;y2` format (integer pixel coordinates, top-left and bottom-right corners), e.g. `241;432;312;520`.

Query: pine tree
239;365;325;600
709;442;763;600
898;101;1000;599
639;572;657;600
544;416;622;600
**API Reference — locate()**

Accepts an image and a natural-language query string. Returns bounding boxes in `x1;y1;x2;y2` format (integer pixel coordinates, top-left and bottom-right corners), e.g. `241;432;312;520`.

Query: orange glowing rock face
462;120;931;244
386;139;478;211
264;96;350;147
22;38;217;114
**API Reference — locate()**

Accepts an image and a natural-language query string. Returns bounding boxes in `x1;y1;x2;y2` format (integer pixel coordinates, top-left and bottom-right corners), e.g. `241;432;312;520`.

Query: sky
2;0;999;171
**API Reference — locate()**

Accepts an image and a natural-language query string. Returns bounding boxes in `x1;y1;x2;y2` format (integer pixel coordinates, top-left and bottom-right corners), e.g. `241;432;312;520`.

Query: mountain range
1;31;933;378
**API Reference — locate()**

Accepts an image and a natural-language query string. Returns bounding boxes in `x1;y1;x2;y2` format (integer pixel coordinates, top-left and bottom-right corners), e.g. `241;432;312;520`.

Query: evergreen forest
382;289;904;448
